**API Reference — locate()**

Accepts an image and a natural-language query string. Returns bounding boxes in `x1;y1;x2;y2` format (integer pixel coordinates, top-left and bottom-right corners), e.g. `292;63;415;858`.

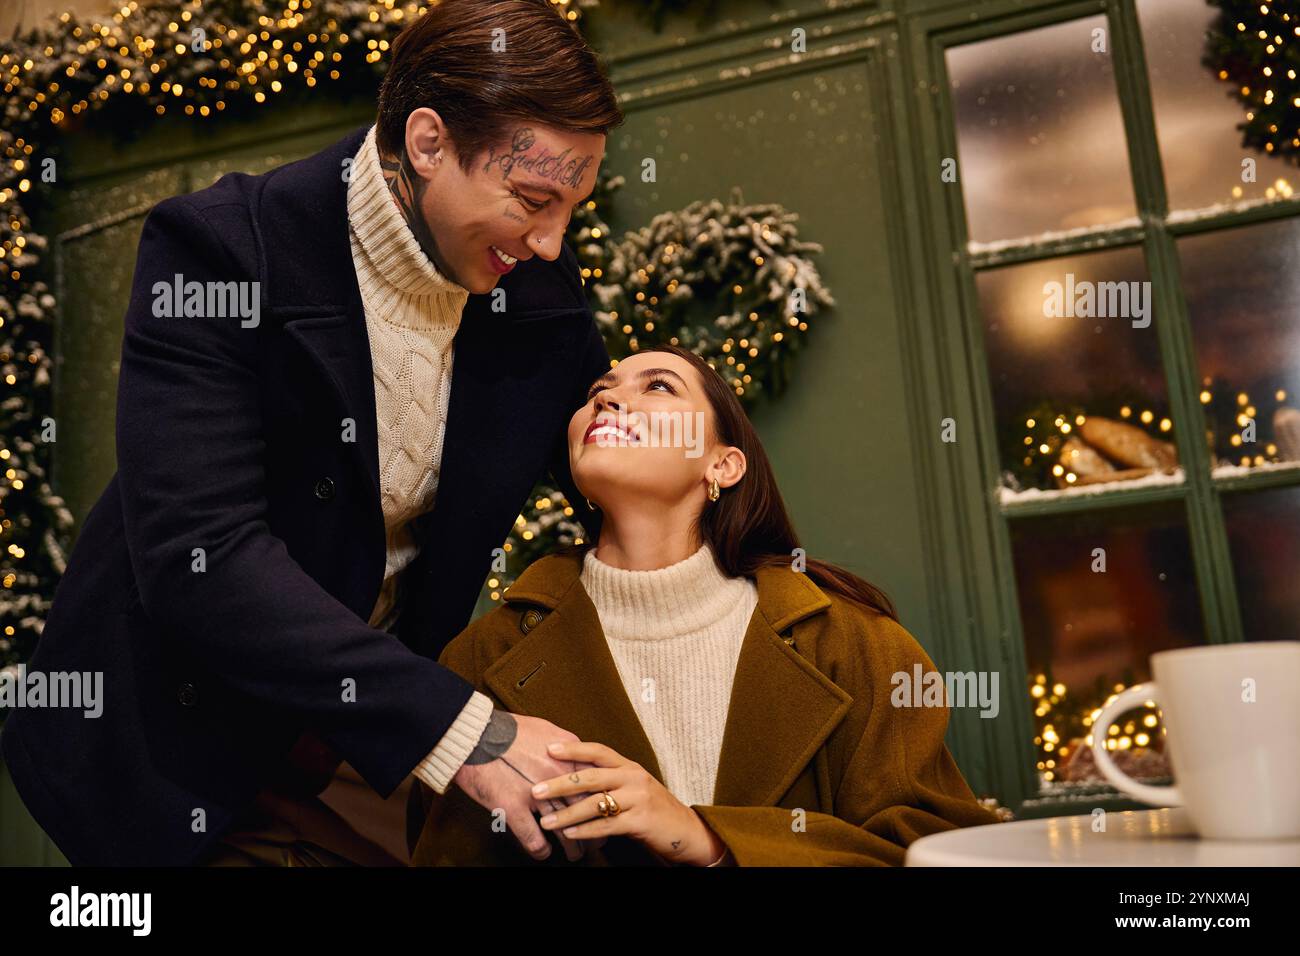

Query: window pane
1139;0;1299;212
977;247;1181;497
1223;487;1300;640
1010;502;1204;790
1177;216;1300;475
947;15;1138;245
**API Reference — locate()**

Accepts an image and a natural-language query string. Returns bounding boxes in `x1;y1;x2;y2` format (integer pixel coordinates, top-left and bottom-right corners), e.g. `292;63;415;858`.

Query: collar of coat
481;549;854;808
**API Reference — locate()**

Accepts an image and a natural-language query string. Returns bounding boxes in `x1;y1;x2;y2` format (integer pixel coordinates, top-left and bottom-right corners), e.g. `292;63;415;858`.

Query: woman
410;345;1000;866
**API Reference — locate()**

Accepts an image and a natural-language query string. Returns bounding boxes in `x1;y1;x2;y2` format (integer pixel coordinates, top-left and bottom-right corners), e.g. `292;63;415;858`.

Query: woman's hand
532;741;729;866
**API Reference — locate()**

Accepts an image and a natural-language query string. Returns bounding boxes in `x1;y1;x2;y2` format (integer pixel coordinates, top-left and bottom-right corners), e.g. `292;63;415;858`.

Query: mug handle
1089;682;1184;807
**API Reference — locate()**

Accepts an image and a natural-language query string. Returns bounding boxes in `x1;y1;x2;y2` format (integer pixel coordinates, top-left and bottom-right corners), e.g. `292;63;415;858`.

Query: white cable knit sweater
346;125;493;793
579;543;759;807
348;124;466;634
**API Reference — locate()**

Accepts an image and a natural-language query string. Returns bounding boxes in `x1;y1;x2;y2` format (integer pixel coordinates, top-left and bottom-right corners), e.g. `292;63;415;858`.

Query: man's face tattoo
482;127;595;193
375;120;603;293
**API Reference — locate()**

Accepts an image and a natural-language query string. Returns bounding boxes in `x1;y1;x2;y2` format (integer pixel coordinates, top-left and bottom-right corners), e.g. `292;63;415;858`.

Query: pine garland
590;185;832;401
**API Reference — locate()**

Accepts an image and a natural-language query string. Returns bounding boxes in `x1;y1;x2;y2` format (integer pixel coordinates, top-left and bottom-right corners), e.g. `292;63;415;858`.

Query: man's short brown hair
377;0;624;170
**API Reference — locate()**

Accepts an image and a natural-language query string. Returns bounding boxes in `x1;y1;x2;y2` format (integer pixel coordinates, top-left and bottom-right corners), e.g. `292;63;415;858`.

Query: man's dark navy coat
0;125;609;866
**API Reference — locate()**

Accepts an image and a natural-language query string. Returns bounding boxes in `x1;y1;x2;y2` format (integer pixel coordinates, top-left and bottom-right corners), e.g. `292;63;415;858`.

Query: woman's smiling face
567;351;738;512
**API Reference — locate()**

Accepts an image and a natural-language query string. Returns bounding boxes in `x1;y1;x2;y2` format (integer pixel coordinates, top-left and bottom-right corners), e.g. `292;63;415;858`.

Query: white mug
1090;641;1300;840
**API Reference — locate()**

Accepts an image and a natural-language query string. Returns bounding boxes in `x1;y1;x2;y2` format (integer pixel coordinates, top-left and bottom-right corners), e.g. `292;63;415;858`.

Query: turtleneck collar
579;542;753;641
347;124;469;323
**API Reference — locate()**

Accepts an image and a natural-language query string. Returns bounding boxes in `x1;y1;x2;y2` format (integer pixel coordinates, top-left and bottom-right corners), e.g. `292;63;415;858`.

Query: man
0;0;623;866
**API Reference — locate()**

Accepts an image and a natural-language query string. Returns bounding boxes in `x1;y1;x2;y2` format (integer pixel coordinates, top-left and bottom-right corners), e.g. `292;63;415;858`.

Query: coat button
314;477;335;501
177;682;198;707
520;608;545;634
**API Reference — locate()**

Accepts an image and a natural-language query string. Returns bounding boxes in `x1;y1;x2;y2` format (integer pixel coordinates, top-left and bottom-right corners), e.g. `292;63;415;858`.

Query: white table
905;807;1300;866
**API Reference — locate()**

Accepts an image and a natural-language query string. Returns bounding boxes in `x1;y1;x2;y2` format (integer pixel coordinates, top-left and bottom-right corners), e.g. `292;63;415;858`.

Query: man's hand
451;709;599;861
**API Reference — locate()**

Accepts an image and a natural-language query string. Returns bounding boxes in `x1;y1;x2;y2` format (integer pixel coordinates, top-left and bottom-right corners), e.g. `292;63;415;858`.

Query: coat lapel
260;124;384;515
710;566;853;807
483;563;665;785
483;553;853;807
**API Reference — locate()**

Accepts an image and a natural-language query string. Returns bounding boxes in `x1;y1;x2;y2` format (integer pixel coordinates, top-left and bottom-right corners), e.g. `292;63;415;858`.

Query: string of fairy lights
1031;673;1166;786
1011;382;1295;491
1015;407;1173;490
1;1;580;135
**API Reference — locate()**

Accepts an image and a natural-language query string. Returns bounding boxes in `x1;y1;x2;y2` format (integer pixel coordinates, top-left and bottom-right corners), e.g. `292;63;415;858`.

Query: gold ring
596;791;621;817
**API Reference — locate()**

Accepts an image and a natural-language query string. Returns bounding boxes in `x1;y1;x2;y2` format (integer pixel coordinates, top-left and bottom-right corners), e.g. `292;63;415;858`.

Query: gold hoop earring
586;497;598;511
707;478;721;502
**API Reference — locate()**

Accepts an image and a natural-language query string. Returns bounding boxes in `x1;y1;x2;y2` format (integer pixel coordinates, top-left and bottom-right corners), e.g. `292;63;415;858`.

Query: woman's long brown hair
579;344;898;623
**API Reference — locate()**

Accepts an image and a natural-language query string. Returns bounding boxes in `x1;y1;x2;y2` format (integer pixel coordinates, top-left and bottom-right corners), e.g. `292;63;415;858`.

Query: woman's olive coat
409;550;1001;866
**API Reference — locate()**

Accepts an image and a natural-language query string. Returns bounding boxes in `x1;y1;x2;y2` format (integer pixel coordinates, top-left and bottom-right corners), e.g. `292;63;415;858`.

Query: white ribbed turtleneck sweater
348;123;466;634
345;125;493;794
580;543;759;807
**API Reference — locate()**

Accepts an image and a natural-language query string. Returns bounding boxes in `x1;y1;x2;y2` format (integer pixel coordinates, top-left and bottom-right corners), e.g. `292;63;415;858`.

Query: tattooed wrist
463;708;517;765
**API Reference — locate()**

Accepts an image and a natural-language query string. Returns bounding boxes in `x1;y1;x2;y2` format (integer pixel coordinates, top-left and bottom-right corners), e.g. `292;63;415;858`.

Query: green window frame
905;0;1300;817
